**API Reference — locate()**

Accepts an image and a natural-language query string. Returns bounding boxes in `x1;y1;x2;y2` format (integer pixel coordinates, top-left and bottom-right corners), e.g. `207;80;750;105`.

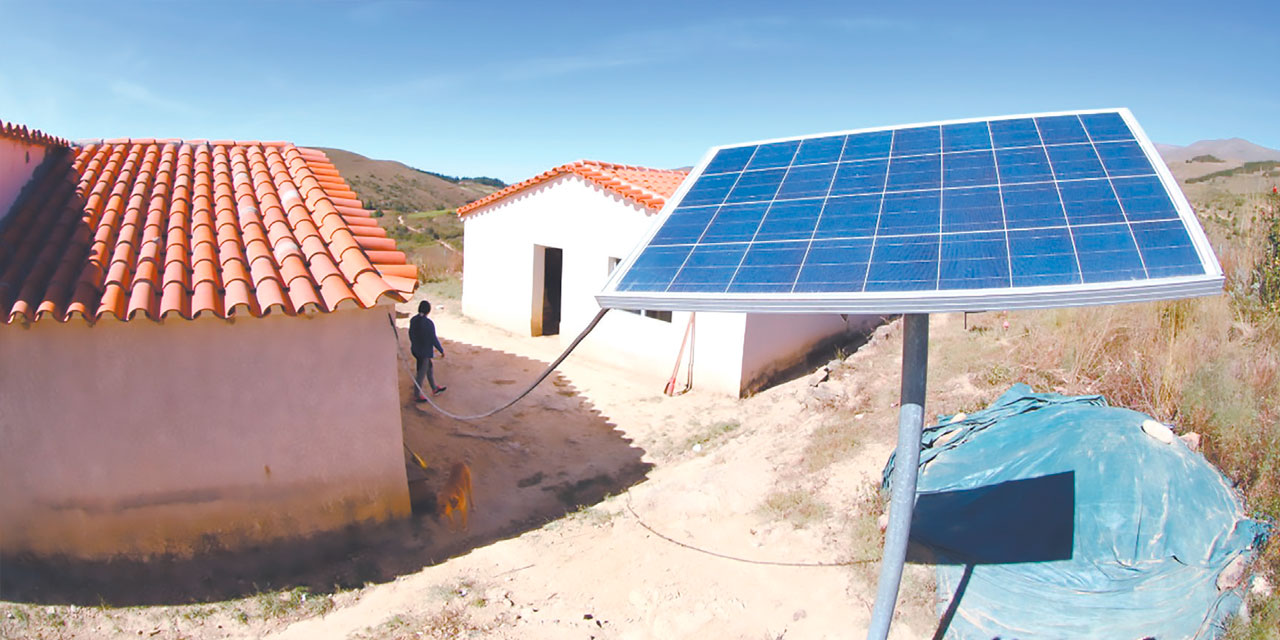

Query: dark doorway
541;246;562;335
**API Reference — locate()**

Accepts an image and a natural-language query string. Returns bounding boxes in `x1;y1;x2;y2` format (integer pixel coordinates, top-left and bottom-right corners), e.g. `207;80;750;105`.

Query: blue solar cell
940;231;1010;289
1071;224;1146;283
865;235;939;291
886;154;941;191
668;243;748;292
1130;220;1203;278
682;172;737;206
814;194;881;239
842;130;893;162
616;245;692;291
704;146;756;175
776;162;837;199
1079;112;1134;143
996;147;1054;183
1001;182;1067;228
794;136;846;166
651;206;719;245
942;187;1004;233
1095;141;1155;177
830;159;889;196
745;141;800;171
892;126;942;157
1035;115;1088;145
1058;179;1124;225
1008;227;1080;287
728;241;807;292
944;150;998;188
754;199;824;242
603;110;1215;311
701;202;769;243
724;168;786;203
878;190;941;236
1046;143;1107;180
989;119;1041;149
1111;176;1179;222
942;122;993;153
794;237;873;292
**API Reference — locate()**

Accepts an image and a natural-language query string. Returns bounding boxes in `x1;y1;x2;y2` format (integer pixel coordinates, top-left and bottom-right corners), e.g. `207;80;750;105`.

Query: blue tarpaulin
883;384;1269;639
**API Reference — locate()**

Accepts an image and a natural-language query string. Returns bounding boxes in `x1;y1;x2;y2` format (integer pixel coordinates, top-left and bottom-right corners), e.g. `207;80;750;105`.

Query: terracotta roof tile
0;119;70;148
0;127;417;324
457;160;689;217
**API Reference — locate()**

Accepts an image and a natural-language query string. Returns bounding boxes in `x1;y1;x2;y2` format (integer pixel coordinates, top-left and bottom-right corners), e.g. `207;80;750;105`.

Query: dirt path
257;301;939;639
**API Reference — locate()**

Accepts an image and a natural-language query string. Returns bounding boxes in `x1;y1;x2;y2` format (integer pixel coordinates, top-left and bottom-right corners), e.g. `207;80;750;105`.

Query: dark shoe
433;386;447;396
414;395;429;402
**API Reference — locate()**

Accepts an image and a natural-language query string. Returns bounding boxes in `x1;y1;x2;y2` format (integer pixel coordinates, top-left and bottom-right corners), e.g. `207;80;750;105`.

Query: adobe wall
0;306;410;559
0;136;49;223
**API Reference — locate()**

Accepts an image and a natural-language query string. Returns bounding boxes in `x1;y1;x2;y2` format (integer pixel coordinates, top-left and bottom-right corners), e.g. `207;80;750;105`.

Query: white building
457;160;874;396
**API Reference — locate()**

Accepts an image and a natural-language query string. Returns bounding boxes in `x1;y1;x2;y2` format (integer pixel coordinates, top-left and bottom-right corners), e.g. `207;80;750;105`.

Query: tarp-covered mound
884;384;1269;639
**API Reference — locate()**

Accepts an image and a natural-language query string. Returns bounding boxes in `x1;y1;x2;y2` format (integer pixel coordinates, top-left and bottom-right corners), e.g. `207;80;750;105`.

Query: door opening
540;246;562;335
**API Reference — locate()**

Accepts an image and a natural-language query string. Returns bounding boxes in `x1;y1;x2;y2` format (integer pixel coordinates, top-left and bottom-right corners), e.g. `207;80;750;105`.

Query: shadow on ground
1;334;652;606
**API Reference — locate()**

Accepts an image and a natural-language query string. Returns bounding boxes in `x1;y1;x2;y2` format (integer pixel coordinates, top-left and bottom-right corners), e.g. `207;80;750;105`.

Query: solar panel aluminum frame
596;108;1223;314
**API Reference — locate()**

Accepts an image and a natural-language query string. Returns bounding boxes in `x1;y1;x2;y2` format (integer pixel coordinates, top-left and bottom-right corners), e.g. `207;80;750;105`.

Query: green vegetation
1186;160;1280;183
1189;154;1225;163
759;488;830;528
680;418;742;454
351;606;497;640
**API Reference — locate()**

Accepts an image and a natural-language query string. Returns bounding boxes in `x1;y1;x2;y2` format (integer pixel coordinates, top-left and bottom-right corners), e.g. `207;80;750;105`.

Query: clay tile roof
456;160;689;217
0;131;416;324
0;119;70;148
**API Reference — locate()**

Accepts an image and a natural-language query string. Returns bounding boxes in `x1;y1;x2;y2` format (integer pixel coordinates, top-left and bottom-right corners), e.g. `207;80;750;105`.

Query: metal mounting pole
866;313;930;640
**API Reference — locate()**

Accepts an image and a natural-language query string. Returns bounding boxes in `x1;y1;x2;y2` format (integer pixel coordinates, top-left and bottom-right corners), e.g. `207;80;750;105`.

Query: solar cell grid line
1082;120;1153;281
986;120;1017;288
1031;116;1089;286
600;108;1222;313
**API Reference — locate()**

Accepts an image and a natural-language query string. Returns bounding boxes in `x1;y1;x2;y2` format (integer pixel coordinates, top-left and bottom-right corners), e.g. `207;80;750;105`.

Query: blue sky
1;0;1276;183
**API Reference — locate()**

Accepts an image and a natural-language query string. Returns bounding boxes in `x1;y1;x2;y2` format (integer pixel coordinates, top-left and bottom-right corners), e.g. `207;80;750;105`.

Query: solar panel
598;109;1222;313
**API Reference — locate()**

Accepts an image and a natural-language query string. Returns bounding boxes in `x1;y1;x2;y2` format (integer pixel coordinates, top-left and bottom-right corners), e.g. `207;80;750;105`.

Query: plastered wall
0;306;410;559
0;137;49;223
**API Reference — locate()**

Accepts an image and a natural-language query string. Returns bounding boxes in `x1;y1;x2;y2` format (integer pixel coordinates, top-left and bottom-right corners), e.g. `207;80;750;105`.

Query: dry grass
758;488;830;529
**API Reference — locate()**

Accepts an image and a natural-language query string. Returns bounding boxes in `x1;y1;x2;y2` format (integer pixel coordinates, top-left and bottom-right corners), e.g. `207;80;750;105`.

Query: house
0;120;418;559
457;160;875;396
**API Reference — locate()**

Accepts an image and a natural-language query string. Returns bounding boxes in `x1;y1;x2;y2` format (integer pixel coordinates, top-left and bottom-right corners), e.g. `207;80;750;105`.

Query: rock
1179;432;1202;452
950;412;967;423
826;359;843;372
1141;419;1175;445
792;609;807;621
1217;556;1248;591
1252;575;1273;597
877;513;889;532
806;370;829;387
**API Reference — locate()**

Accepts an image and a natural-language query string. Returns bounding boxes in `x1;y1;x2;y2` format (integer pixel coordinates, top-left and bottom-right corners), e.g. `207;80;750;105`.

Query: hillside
314;147;504;213
1159;138;1280;182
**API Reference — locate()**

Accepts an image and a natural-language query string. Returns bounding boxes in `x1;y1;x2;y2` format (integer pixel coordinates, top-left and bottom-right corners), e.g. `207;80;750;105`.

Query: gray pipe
866;313;930;640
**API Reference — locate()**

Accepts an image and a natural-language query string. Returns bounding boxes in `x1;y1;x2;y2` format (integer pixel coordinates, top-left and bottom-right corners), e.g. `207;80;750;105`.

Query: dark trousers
415;356;437;396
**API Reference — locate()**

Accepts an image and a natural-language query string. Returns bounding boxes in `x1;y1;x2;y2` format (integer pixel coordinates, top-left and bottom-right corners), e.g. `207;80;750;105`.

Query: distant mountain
1158;138;1280;165
314;147;504;213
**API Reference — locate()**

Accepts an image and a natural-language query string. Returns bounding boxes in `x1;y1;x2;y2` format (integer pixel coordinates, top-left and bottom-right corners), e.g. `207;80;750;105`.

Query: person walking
409;300;446;400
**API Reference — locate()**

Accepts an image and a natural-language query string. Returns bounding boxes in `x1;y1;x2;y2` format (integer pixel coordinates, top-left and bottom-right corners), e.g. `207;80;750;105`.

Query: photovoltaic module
597;109;1222;313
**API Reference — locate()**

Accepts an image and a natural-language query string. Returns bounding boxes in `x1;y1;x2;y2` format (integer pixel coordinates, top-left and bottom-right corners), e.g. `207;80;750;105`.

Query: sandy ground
4;299;978;639
257;299;942;640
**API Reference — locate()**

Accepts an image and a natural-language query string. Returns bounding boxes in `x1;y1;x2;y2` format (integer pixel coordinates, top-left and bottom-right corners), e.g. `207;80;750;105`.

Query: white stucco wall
461;177;752;395
740;313;883;394
0;306;410;559
0;137;49;223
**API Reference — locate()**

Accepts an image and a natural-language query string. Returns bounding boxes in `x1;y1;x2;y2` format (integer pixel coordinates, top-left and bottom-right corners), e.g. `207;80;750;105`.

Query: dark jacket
409;314;444;359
